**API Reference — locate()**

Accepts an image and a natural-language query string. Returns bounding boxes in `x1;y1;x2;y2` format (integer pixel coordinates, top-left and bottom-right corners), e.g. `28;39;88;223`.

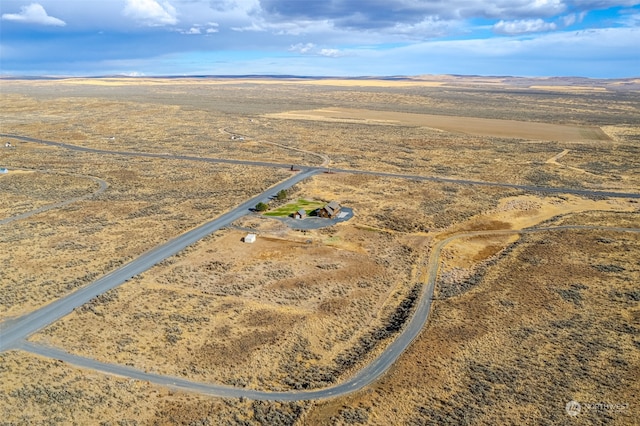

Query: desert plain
0;75;639;425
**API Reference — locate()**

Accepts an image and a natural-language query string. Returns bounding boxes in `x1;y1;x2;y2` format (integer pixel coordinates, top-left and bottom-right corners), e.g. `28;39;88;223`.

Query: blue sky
1;0;639;78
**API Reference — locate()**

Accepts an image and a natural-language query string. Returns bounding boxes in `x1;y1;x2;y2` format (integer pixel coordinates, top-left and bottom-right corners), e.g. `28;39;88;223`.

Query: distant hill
1;74;638;91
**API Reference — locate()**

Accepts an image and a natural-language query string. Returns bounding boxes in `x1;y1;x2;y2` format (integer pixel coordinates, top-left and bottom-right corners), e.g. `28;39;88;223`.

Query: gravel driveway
271;207;354;230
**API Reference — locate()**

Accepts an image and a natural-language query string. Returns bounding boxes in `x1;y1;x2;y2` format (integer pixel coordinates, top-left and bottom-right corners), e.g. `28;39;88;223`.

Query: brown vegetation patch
440;194;634;272
1;77;638;423
0;144;290;319
0;171;98;218
0;350;307;425
31;215;428;390
459;219;512;232
306;224;639;425
200;330;281;368
473;243;508;261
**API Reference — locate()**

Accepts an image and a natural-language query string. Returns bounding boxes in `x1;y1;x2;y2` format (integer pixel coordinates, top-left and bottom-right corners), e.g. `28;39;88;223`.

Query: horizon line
2;73;639;82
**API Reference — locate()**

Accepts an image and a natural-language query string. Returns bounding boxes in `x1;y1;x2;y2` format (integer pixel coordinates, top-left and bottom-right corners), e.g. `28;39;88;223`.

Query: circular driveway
272;207;354;230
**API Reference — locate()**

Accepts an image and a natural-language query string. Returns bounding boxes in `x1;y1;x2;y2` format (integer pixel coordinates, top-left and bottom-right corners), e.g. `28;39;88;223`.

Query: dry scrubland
2;77;640;190
0;141;290;319
1;350;309;425
0;92;320;166
1;77;639;424
30;173;525;391
306;222;640;425
0;170;98;218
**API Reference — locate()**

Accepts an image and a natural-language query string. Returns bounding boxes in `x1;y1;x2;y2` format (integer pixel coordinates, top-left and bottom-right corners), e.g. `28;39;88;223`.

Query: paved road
220;127;331;167
3;133;640;200
1;132;639;401
0;168;318;352
333;168;640;200
13;226;640;401
0;133;301;170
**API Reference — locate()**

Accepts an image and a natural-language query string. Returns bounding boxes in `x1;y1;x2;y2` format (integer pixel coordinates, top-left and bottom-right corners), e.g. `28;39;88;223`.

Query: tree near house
255;202;269;212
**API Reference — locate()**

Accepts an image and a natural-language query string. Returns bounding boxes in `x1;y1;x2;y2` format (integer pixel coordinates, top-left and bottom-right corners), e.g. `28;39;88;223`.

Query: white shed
244;233;257;243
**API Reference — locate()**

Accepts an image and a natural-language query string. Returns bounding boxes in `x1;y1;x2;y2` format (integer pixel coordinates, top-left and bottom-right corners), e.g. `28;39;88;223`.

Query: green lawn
263;199;325;217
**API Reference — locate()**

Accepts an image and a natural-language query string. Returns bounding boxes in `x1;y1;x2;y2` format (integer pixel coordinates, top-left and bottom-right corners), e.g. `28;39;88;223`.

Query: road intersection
1;133;639;401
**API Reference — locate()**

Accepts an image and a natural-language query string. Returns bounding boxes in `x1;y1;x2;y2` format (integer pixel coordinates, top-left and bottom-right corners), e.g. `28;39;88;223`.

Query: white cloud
123;0;178;26
232;21;267;32
388;17;460;39
205;22;219;33
289;43;345;57
363;26;640;76
178;21;218;35
493;18;557;34
319;48;343;57
566;0;640;8
3;0;639;78
182;26;201;34
2;3;66;26
232;20;311;35
561;13;576;26
289;42;316;54
618;10;640;26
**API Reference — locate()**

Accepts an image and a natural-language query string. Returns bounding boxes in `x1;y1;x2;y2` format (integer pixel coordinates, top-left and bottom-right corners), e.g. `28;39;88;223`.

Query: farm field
265;107;611;142
1;76;639;424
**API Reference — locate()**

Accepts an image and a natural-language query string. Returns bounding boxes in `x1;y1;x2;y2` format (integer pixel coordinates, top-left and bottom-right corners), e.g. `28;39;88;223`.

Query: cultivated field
1;76;638;424
265;107;611;142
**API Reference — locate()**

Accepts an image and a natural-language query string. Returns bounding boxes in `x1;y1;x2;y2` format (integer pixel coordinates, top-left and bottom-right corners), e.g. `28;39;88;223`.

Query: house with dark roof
293;208;307;219
317;201;341;218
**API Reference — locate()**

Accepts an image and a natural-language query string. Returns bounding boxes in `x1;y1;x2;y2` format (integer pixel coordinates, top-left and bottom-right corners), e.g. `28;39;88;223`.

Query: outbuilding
293;209;307;219
244;233;257;243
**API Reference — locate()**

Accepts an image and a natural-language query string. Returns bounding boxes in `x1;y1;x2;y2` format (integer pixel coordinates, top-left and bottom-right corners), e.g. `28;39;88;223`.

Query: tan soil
441;194;634;271
265;107;611;142
1;77;638;424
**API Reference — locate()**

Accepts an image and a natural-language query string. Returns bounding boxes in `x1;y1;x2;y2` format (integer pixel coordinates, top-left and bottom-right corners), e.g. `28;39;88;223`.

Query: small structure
293;209;307;219
5;142;12;148
317;201;341;219
0;168;8;174
243;233;257;243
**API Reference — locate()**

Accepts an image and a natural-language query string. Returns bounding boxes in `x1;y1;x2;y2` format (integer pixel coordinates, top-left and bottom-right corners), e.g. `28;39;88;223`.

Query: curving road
219;127;331;167
10;226;640;401
1;132;639;401
3;133;640;200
